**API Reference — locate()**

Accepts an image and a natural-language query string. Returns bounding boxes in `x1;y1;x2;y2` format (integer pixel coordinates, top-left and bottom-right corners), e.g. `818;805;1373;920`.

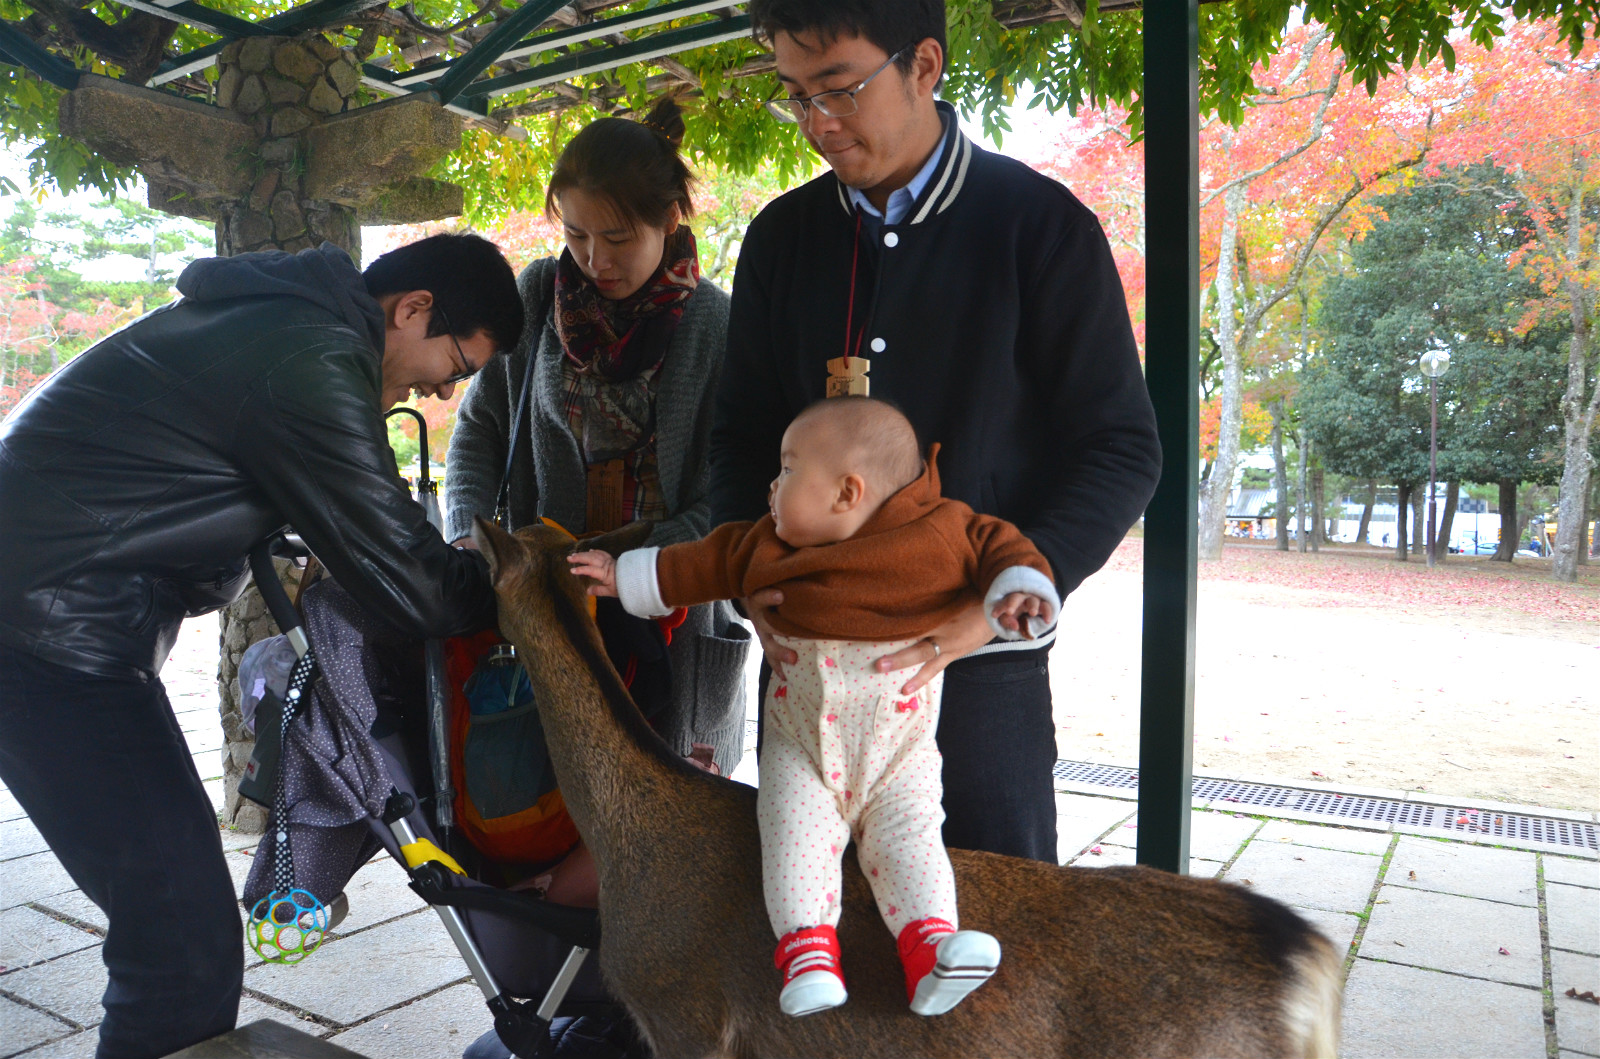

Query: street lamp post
1419;350;1452;568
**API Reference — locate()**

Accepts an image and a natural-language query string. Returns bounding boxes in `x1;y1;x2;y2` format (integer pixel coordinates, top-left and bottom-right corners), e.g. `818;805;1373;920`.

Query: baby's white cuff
615;547;671;618
984;566;1062;641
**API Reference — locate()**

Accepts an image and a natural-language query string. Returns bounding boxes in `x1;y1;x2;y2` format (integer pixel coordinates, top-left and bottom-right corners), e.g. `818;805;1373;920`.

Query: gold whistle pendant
826;356;870;397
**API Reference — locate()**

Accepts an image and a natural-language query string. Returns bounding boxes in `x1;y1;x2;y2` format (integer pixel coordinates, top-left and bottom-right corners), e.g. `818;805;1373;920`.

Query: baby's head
769;397;924;547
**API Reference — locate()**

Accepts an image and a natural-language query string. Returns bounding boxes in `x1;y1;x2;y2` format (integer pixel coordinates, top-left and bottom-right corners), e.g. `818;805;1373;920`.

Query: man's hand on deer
875;602;992;695
742;587;797;681
567;550;620;597
992;591;1054;639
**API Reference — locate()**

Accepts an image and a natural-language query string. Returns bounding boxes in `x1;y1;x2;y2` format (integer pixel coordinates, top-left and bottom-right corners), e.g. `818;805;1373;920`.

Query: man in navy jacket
711;0;1161;863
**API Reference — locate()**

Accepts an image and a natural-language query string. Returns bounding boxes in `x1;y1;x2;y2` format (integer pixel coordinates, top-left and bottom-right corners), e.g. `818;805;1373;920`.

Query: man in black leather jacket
0;234;522;1058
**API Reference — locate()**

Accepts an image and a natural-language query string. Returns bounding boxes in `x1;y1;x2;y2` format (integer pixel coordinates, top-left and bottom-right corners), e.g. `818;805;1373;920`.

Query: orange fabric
654;445;1054;642
445;632;581;864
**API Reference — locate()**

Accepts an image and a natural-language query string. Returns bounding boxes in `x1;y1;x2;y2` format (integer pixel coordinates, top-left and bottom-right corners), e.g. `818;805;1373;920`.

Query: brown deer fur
474;519;1342;1059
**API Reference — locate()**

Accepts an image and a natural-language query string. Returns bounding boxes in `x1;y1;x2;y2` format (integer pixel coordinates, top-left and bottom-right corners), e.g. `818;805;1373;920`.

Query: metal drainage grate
1053;759;1599;851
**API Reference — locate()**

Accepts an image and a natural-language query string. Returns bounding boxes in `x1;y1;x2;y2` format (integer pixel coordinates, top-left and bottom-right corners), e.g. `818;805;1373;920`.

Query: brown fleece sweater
653;447;1055;641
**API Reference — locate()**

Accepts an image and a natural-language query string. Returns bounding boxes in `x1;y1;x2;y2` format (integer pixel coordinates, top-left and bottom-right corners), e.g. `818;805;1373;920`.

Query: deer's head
471;516;652;664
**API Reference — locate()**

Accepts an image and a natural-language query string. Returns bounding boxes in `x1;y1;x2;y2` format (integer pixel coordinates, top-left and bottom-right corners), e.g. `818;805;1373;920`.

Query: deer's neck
514;598;685;863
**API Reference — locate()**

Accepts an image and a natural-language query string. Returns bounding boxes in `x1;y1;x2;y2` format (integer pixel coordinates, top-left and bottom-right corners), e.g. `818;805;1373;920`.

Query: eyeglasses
435;308;477;386
764;47;907;124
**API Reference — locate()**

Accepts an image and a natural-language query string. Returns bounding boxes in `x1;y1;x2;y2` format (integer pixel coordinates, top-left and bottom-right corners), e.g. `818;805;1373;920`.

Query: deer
472;517;1342;1059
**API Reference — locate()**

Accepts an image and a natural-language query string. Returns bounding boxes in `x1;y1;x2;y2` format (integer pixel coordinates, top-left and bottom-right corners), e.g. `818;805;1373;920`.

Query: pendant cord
843;210;864;368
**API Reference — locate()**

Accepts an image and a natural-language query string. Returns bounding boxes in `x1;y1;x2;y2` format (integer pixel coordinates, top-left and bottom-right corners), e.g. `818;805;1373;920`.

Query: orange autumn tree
1036;25;1441;559
1427;22;1600;582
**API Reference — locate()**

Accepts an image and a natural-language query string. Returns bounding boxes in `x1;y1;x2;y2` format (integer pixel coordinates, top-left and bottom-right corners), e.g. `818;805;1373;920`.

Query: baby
569;397;1059;1019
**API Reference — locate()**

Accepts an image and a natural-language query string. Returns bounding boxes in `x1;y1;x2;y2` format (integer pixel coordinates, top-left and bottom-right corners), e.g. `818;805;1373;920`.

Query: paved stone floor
2;621;1596;1057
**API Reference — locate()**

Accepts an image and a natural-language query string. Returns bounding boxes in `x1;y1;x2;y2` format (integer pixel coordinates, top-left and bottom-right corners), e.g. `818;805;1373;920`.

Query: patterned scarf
553;226;701;382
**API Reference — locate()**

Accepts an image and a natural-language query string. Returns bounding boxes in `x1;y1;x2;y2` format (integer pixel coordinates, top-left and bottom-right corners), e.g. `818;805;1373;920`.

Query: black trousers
759;644;1058;864
0;646;242;1059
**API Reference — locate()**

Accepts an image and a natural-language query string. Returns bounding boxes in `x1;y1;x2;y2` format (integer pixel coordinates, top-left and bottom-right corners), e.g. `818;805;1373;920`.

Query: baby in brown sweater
569;397;1059;1019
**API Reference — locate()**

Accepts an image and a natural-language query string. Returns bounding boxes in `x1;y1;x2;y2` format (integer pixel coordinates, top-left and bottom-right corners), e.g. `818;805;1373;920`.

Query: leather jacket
0;244;496;682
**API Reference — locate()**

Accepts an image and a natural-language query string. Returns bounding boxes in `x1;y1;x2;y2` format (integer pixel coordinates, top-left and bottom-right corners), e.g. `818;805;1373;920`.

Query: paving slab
236;994;324;1036
183;726;223;755
0;946;108;1028
330;857;428;938
0;907;100;971
1551;949;1600;1056
9;1029;96;1058
1546;856;1600;890
1341;958;1546;1059
0;853;79;912
1185;811;1263;862
1069;843;1137;868
1;819;49;863
243;911;465;1026
1291;906;1362;957
1383;836;1537;905
0;789;24;824
1549;882;1600;956
1221;840;1381;914
1188;859;1224;878
191;751;223;783
32;892;107;933
1053;794;1135;863
325;983;486;1058
1256;819;1393;855
1362;885;1542;986
220;827;262;853
0;996;76;1058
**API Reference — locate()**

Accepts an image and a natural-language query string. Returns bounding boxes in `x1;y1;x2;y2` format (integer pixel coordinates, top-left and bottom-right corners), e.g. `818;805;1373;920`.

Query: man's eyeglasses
435;308;477;386
765;47;907;124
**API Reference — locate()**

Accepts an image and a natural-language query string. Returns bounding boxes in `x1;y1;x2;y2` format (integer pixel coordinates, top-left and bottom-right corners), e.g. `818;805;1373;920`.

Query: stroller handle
248;535;310;656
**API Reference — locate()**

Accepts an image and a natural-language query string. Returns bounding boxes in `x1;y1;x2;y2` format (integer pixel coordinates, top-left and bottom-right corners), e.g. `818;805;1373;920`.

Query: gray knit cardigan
445;256;749;773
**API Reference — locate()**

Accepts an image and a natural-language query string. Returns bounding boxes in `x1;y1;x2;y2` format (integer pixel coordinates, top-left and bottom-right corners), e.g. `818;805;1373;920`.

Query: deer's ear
472;517;516;584
583;520;653;559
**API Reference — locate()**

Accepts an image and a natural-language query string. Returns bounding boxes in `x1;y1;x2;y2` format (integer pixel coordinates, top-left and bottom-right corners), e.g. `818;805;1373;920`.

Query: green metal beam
393;0;743;88
1136;0;1200;875
111;0;273;39
458;14;751;99
0;18;81;90
431;0;571;105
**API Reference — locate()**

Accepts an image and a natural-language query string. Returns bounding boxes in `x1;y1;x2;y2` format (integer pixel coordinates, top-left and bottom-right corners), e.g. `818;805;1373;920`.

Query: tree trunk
1577;476;1592;564
1396;483;1411;561
1496;480;1517;562
1197;182;1250;561
1270;400;1290;552
1410;488;1426;556
1436;480;1460;564
1551;174;1598;582
1357;480;1376;545
1295;430;1309;554
1312;463;1325;550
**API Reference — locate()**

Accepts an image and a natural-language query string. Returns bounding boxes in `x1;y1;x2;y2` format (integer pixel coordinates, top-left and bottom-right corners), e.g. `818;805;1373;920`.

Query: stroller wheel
325;891;350;933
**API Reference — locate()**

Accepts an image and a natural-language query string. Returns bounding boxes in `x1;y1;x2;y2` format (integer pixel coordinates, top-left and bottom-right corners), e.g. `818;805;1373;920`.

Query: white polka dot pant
757;636;958;941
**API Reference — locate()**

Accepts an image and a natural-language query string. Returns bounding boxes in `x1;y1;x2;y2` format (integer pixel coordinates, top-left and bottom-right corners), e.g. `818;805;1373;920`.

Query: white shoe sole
780;969;848;1017
910;931;1001;1016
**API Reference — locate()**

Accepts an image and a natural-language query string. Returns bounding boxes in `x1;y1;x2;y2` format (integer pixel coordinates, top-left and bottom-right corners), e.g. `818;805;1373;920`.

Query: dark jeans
0;645;242;1059
935;647;1058;862
758;644;1058;864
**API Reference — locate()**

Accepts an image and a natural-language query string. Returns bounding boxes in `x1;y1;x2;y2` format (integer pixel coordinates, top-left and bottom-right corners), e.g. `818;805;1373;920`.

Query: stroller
238;410;742;1058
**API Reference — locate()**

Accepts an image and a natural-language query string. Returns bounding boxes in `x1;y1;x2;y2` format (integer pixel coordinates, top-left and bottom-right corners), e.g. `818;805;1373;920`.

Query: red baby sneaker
775;925;848;1017
896;917;1002;1016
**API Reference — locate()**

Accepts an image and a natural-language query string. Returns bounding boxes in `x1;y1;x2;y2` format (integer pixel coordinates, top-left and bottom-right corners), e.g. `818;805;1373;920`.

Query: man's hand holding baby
567;550;619;597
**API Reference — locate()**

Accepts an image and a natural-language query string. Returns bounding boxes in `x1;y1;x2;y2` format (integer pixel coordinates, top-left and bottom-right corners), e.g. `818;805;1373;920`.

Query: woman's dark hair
748;0;946;79
363;232;523;353
545;95;696;232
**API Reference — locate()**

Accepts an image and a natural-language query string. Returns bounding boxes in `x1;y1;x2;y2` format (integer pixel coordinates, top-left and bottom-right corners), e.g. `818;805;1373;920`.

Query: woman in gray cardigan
445;98;749;788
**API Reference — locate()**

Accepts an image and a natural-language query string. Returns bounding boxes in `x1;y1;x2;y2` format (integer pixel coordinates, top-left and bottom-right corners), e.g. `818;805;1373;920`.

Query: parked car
1450;537;1500;555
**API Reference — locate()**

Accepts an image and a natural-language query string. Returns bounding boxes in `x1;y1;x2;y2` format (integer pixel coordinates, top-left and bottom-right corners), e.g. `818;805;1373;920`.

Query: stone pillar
212;35;364;259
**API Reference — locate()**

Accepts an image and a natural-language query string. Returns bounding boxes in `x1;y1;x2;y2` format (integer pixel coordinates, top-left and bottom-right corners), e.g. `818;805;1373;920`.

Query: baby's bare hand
566;550;619;597
992;592;1053;638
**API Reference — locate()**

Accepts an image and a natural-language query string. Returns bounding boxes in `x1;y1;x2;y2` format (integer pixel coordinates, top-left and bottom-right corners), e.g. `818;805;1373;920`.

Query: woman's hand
567;550;619;597
874;603;993;695
742;587;797;680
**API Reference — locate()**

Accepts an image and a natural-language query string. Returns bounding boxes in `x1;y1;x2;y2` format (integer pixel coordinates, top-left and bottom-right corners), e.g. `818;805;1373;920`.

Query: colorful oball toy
248;889;328;964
